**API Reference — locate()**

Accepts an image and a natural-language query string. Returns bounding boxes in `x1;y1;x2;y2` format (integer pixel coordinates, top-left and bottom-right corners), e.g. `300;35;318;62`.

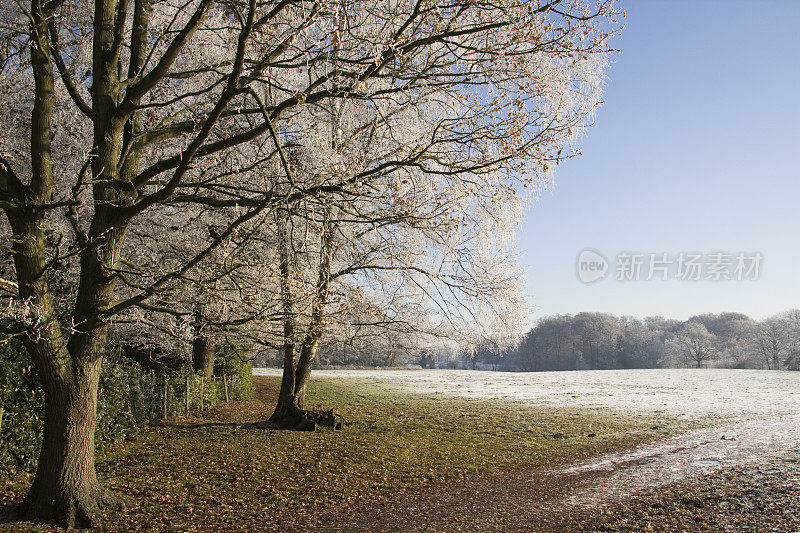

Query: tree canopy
0;0;621;526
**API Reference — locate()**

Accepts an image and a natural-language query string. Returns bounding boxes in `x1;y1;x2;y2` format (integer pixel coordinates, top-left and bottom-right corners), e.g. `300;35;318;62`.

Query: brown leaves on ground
0;375;689;532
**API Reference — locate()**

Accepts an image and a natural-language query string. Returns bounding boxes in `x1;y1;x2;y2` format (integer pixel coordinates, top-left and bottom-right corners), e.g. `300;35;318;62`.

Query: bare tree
750;318;792;370
665;322;717;369
243;0;622;425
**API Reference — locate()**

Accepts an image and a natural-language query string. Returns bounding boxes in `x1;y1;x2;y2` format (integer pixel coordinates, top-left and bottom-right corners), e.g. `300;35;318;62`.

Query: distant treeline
256;310;800;372
466;310;800;372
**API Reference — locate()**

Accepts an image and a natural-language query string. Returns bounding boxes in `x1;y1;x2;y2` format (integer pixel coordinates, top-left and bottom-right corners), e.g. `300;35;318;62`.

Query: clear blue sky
518;0;800;322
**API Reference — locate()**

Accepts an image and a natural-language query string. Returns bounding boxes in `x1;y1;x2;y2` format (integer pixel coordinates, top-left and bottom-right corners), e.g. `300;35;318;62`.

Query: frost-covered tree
0;0;325;523
617;316;659;368
241;0;623;426
749;317;794;370
664;322;717;369
783;311;800;370
572;312;620;369
0;0;621;524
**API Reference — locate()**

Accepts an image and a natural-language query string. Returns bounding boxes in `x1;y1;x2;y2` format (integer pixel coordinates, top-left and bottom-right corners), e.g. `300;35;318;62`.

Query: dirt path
554;412;800;508
291;413;800;532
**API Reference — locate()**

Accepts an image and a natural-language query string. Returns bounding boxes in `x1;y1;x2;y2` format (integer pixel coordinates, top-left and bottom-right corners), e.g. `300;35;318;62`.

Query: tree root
258;408;344;431
16;483;125;529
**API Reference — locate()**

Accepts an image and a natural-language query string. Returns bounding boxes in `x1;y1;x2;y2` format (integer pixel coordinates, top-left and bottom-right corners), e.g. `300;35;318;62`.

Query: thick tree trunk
13;0;130;523
269;336;306;424
269;364;310;428
192;333;215;379
270;337;301;424
17;361;123;527
269;373;304;426
191;308;215;378
293;341;319;410
269;339;326;430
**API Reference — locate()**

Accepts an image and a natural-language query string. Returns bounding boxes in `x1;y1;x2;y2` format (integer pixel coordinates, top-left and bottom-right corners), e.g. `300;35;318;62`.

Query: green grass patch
0;374;700;531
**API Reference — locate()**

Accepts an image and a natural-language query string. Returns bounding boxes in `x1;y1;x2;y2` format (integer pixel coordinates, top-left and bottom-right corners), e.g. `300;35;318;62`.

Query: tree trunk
191;308;215;378
291;214;334;410
293;341;319;410
269;339;322;430
12;0;130;523
270;364;303;425
17;360;123;527
269;332;302;425
269;211;305;426
192;333;215;379
269;211;334;426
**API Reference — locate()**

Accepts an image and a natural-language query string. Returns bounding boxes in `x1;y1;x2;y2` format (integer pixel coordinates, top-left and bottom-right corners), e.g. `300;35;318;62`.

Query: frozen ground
253;367;800;419
553;412;800;507
256;367;800;518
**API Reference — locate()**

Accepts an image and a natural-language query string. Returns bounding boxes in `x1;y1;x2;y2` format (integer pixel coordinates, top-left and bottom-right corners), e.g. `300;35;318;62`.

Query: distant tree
418;349;435;369
573;312;621;369
469;338;506;370
664;322;717;368
617;317;659;368
689;312;751;338
644;316;680;335
489;311;800;373
719;318;755;368
531;315;577;371
687;313;754;368
750;318;793;370
782;309;800;321
785;312;800;370
507;328;539;371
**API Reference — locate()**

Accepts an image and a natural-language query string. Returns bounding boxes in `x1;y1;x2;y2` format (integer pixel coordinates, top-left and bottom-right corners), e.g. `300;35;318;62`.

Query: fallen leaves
0;375;682;532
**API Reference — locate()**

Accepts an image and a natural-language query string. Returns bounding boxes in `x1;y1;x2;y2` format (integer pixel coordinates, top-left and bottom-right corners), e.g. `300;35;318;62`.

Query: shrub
215;342;253;401
0;341;44;474
0;337;253;474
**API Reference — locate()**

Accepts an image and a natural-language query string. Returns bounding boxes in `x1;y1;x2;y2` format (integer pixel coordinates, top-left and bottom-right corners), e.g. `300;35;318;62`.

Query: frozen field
255;367;800;507
253;368;800;419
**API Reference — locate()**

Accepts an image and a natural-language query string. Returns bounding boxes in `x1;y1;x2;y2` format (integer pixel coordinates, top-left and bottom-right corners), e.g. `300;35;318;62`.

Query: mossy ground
0;374;697;531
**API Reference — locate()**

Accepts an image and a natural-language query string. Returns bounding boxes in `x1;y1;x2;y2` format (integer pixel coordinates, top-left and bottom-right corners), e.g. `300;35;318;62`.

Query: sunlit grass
0;374;701;531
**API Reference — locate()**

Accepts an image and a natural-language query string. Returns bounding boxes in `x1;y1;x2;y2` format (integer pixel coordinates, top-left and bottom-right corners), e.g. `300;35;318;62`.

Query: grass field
0;374;696;531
